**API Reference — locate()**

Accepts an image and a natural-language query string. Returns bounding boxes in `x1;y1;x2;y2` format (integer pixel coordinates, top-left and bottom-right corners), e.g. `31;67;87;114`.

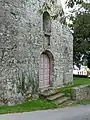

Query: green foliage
72;13;90;63
68;1;90;65
82;2;90;12
66;0;83;8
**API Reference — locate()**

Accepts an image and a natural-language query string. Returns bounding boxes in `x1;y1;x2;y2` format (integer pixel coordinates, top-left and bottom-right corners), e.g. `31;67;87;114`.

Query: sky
60;0;70;14
60;0;74;23
57;0;66;11
60;0;66;10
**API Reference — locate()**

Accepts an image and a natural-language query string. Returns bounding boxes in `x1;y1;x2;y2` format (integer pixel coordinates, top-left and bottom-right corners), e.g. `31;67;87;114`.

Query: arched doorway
39;52;53;88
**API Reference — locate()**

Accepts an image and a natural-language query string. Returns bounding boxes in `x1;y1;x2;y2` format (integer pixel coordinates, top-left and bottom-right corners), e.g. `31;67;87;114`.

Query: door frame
39;50;54;89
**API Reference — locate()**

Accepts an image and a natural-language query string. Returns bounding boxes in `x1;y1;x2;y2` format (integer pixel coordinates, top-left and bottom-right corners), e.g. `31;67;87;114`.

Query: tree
66;0;83;8
67;0;90;68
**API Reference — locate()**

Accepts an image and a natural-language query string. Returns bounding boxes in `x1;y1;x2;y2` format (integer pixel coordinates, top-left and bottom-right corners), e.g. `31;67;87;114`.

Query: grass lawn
0;99;58;114
59;77;90;95
73;77;90;85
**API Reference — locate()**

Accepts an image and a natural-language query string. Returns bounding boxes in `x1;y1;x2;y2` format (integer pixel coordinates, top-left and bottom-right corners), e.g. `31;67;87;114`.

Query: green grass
0;99;58;114
76;100;90;105
59;77;90;95
73;77;90;85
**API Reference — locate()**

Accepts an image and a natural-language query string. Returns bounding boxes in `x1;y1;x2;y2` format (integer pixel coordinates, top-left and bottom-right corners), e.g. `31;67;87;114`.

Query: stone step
54;97;70;105
47;93;65;101
39;89;60;98
60;100;76;107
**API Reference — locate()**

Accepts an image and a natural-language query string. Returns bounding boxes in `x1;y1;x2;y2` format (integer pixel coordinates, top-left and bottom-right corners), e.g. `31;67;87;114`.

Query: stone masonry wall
71;85;90;100
0;0;73;105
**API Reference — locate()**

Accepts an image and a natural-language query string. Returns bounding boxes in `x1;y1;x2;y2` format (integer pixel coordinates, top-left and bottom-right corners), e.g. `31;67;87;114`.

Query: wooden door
39;54;51;88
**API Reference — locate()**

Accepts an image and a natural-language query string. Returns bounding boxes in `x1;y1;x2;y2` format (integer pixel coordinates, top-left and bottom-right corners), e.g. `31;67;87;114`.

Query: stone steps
54;97;70;105
47;93;64;101
39;89;71;105
39;89;60;98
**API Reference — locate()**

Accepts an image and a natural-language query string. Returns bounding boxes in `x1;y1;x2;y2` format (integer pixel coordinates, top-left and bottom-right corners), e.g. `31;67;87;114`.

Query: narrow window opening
43;11;51;46
43;11;51;35
45;34;50;46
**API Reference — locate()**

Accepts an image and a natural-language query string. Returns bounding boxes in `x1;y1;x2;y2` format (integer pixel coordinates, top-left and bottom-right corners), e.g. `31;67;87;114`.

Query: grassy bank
59;77;90;95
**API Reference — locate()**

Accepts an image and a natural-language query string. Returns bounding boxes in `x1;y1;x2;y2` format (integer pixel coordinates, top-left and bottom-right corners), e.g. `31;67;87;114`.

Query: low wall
71;84;90;100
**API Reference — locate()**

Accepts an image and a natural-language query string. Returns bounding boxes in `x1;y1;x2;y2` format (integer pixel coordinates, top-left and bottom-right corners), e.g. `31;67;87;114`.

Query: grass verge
76;100;90;105
0;99;58;114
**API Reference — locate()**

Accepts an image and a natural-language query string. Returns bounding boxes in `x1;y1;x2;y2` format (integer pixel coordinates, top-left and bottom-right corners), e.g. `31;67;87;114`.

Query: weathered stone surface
8;93;24;106
71;84;90;100
0;0;73;105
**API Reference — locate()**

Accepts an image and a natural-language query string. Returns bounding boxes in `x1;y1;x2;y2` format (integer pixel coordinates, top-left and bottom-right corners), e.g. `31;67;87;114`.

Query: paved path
0;105;90;120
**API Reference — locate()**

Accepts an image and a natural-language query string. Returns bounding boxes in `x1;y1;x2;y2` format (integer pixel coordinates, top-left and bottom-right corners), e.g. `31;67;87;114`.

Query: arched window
43;11;51;35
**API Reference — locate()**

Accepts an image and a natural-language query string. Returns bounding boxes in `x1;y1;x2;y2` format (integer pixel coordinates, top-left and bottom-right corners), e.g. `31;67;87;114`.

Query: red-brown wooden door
39;54;51;88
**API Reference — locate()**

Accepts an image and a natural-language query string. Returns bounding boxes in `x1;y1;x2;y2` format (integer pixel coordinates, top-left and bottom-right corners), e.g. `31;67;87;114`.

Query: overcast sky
61;0;66;7
60;0;68;13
